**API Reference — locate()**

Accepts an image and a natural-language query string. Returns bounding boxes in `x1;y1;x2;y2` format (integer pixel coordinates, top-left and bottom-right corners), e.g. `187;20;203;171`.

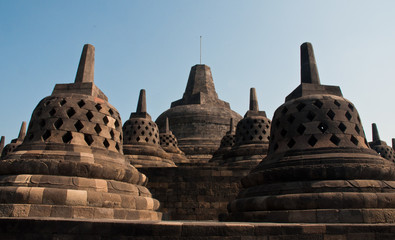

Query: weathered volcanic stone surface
227;42;395;223
156;64;242;162
221;88;271;169
1;122;26;158
123;90;176;168
369;123;395;162
0;44;162;220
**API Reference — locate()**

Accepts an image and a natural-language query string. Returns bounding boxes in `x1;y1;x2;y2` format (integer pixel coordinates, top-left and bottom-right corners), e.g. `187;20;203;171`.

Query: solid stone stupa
1;121;26;158
0;44;162;220
123;90;176;168
227;42;395;223
156;64;242;162
369;123;395;162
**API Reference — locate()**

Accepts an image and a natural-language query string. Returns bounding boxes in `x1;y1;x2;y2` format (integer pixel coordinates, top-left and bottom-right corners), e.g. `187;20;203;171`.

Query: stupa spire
0;136;4;154
165;117;170;133
249;88;259;111
392;138;395;149
229;118;234;134
17;121;26;141
75;44;95;83
136;89;147;113
372;123;381;142
301;42;320;84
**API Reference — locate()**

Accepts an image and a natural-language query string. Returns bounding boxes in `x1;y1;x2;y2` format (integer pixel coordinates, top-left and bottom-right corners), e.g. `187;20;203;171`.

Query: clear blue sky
1;1;394;146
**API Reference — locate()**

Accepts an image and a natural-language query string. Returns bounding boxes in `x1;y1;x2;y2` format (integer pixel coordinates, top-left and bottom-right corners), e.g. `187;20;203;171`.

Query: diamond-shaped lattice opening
145;137;149;142
94;124;102;134
262;130;267;135
313;100;323;109
287;115;295;124
254;119;258;123
249;136;254;140
318;122;328;133
345;111;352;121
95;104;102;111
84;134;94;146
42;130;51;141
103;139;110;148
348;103;354;111
326;110;335;120
280;129;287;137
142;121;145;124
296;103;306;112
153;139;156;144
149;132;152;136
136;136;140;142
334;100;341;107
115;143;120;151
39;119;46;128
338;122;347;133
330;134;341;146
137;126;141;129
355;125;361;134
307;111;316;121
273;143;279;151
275;119;280;127
145;126;149;130
297;124;306;135
109;108;114;116
67;108;76;118
49;108;56;117
59;99;66;106
77;100;85;108
86;111;94;121
44;100;51;106
141;131;145;135
287;138;296;148
350;135;359;146
103;116;109;125
308;135;318;147
74;120;84;132
62;131;73;143
258;135;263;140
258;124;262;128
54;118;63;129
281;107;288;115
110;130;115;140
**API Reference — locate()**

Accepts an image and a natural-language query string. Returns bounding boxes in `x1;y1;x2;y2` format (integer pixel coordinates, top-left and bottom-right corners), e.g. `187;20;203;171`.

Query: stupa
369;123;395;161
1;121;26;158
156;64;242;162
123;90;176;168
221;88;270;168
209;118;236;163
159;117;188;164
0;44;162;220
227;42;395;223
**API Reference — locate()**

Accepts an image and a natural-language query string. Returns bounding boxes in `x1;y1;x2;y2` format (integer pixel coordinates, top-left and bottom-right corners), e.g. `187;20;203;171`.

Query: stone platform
1;217;395;239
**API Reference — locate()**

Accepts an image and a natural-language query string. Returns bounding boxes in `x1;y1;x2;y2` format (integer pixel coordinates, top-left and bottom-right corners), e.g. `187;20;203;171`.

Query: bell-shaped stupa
221;88;271;168
227;42;395;223
369;123;395;161
1;121;26;158
159;117;188;164
123;90;176;168
156;64;242;162
0;44;162;220
209;118;236;163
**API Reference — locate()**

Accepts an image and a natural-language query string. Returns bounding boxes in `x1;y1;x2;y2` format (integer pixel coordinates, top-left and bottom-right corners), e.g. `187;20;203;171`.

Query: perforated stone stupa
221;88;270;168
369;123;395;162
1;121;26;158
159;117;188;164
123;89;176;168
0;44;162;220
156;64;242;162
209;118;236;163
227;42;395;223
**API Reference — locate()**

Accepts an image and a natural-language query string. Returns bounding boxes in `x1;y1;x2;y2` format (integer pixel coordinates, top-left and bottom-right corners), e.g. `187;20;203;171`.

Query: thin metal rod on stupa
249;88;259;111
200;36;202;64
165;117;170;133
136;89;147;113
75;44;95;83
372;123;381;142
17;121;27;141
301;42;321;84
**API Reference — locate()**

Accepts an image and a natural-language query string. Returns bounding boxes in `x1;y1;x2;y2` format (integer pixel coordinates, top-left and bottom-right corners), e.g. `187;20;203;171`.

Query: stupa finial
75;44;95;83
372;123;381;142
249;88;259;111
392;138;395;149
136;89;147;113
165;117;170;133
301;42;320;84
229;118;234;133
0;136;4;154
17;121;27;141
